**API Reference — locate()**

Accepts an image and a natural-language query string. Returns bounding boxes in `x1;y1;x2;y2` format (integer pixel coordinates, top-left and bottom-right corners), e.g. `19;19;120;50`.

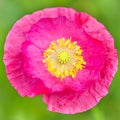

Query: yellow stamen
43;38;86;80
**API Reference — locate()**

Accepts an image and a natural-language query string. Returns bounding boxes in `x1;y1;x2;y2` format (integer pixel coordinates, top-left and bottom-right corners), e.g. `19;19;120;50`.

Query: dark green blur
0;0;120;120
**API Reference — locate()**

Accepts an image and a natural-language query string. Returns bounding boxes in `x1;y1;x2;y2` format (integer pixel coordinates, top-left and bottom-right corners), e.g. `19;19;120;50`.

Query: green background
0;0;120;120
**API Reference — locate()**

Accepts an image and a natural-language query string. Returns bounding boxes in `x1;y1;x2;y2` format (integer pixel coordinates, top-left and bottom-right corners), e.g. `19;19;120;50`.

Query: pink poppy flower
3;7;118;114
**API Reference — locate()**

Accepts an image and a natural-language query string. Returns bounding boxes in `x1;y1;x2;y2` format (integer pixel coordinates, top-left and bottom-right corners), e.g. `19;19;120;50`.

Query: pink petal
80;12;114;48
25;16;81;47
43;81;108;114
4;52;49;97
4;8;78;96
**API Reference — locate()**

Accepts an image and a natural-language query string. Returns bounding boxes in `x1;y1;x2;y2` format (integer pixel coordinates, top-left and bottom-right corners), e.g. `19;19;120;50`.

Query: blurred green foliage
0;0;119;120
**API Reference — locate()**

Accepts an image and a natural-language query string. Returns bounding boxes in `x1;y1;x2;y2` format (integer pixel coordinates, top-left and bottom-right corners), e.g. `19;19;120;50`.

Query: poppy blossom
3;7;118;114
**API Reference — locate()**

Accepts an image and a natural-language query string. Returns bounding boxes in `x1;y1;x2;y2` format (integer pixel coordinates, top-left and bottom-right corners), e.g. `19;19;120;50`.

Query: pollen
43;38;86;80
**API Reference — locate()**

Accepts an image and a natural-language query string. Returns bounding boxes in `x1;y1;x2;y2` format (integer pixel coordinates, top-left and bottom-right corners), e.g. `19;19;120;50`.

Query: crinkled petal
4;52;49;97
79;12;114;48
26;16;80;48
4;8;78;96
3;7;77;96
43;80;108;114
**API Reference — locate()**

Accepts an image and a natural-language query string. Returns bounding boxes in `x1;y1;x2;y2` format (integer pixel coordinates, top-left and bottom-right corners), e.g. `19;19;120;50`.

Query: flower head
3;7;118;114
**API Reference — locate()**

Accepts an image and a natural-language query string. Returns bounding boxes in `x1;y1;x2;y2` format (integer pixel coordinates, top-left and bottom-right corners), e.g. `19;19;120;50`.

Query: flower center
43;38;86;80
57;50;70;64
